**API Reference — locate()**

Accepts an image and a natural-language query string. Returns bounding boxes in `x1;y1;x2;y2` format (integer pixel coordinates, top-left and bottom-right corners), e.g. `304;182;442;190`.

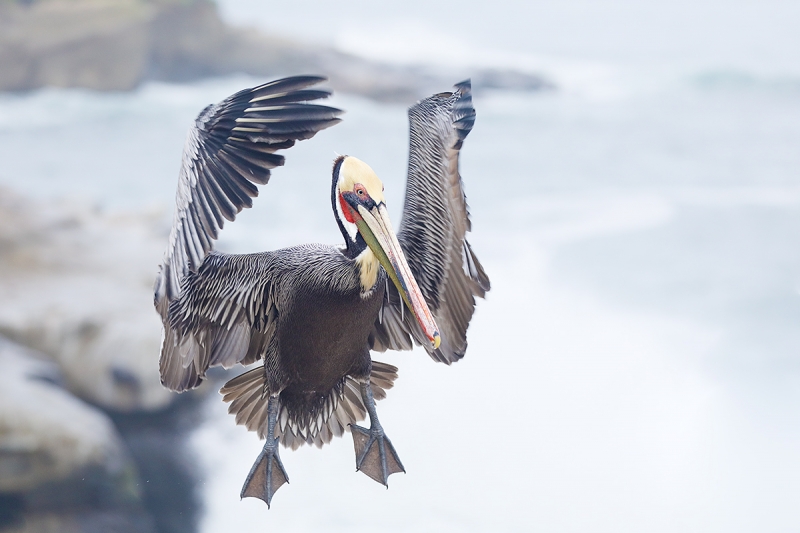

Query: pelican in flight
154;76;489;507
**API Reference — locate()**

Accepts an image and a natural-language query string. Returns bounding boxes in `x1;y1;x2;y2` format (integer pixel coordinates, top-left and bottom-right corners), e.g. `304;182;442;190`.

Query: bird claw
350;423;405;486
241;437;289;508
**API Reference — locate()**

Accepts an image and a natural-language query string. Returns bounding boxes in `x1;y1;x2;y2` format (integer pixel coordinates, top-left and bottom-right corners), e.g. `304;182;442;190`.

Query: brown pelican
154;76;489;507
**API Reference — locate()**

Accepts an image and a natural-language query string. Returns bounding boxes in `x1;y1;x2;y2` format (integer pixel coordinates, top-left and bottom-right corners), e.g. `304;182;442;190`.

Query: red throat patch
339;193;359;224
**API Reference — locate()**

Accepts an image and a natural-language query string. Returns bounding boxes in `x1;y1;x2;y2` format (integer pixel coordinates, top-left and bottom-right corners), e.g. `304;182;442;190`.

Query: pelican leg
350;381;405;486
240;394;288;508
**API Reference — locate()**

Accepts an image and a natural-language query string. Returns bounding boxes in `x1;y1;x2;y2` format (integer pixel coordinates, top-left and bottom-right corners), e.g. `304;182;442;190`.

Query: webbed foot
241;436;288;508
350;423;405;485
240;395;287;508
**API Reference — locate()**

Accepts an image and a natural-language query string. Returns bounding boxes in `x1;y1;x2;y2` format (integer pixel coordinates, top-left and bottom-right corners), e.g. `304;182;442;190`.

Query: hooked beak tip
432;332;441;350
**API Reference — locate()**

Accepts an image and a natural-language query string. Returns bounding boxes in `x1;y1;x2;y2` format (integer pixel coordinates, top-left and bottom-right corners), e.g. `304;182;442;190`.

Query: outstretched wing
154;76;342;318
371;80;490;364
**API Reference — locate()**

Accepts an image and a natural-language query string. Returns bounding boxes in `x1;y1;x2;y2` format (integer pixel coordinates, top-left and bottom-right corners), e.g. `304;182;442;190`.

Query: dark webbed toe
350;380;405;486
351;423;405;485
241;437;289;507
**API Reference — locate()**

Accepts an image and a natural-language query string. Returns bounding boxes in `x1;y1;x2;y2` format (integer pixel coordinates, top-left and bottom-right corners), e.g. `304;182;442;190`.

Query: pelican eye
356;187;366;197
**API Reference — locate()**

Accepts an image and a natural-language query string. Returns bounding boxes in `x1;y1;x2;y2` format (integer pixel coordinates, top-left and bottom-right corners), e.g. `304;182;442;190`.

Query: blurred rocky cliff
0;0;552;101
0;189;202;533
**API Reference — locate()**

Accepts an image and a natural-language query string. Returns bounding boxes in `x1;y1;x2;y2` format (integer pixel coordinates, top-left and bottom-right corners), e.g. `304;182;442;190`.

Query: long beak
355;204;441;350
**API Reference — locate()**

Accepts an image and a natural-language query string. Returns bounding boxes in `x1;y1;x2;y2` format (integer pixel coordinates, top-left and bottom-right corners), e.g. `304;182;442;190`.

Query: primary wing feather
154;76;342;318
371;80;490;364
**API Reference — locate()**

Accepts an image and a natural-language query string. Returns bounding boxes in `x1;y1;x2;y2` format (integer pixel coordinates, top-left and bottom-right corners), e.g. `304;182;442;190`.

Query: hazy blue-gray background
1;1;799;531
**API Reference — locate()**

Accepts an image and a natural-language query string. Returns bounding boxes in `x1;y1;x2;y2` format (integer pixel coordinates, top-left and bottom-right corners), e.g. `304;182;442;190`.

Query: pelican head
332;155;440;349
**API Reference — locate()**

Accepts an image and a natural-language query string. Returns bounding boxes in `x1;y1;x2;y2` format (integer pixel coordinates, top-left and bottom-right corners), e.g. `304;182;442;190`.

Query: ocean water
1;1;799;531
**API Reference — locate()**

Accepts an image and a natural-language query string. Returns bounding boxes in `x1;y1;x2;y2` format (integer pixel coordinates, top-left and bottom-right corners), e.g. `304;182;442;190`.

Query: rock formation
0;188;170;412
0;338;155;532
0;0;552;100
0;188;203;532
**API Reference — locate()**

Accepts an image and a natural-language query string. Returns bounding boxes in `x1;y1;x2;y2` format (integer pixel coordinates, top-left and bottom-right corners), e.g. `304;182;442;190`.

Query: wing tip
429;345;465;365
454;78;472;94
408;78;476;144
452;79;476;143
251;75;329;94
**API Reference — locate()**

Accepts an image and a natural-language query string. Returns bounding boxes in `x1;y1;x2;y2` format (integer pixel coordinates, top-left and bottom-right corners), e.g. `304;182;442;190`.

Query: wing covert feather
159;252;280;392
